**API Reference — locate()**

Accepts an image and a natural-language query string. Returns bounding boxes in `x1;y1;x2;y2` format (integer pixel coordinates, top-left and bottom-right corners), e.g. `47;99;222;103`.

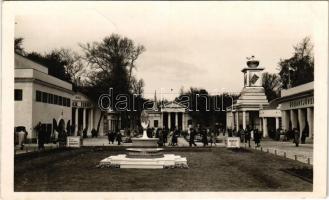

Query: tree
80;34;145;133
279;37;314;89
55;48;86;89
175;87;238;128
14;37;24;54
262;72;281;101
26;51;71;83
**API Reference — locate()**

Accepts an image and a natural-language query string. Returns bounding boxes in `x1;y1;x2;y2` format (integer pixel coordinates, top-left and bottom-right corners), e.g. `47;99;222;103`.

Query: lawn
14;147;312;191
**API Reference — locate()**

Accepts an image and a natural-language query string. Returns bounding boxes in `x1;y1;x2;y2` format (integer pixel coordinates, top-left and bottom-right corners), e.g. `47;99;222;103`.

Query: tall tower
237;56;268;106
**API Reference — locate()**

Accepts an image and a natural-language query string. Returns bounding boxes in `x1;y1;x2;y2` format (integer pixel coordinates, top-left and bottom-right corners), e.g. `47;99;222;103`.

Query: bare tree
55;48;86;87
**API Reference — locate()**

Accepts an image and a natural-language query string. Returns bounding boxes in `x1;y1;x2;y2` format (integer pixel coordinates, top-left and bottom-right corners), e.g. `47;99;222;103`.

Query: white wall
15;82;34;137
32;82;72;139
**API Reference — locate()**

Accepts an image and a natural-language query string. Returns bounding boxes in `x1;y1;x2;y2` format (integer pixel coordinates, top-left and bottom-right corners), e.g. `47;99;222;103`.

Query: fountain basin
126;148;164;158
131;138;158;147
98;154;188;169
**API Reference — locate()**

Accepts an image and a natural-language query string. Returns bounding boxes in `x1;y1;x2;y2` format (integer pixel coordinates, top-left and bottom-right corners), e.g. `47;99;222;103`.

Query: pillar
275;117;280;130
263;117;268;137
242;111;246;130
259;117;263;131
160;113;163;128
90;108;94;130
168;112;171;130
236;112;239;131
298;109;306;138
175;112;178;129
282;110;290;131
74;108;78;136
290;110;297;129
82;108;86;130
87;108;93;137
307;107;313;138
182;113;185;131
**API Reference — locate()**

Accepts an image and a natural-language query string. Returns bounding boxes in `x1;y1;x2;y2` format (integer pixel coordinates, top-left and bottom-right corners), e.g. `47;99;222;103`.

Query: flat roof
281;82;314;97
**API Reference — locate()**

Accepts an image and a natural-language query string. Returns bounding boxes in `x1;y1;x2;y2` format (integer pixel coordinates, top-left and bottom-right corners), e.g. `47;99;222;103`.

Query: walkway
247;139;313;165
15;137;313;166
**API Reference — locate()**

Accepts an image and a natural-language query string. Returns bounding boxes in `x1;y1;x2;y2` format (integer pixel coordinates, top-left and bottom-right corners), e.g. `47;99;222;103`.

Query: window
48;94;54;104
36;90;42;102
42;92;48;103
54;95;58;104
14;89;23;101
154;120;159;128
63;97;67;107
58;96;63;105
67;98;71;107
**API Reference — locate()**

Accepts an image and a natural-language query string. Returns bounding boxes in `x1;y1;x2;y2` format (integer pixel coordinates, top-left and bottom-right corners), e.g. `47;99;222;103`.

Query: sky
14;1;318;99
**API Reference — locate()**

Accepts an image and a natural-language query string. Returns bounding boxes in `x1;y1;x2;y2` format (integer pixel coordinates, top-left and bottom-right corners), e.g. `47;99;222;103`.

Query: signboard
226;137;240;148
67;136;81;148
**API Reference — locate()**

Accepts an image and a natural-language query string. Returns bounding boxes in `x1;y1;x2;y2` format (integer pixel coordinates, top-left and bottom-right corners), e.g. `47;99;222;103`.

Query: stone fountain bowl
126;148;164;158
131;137;159;147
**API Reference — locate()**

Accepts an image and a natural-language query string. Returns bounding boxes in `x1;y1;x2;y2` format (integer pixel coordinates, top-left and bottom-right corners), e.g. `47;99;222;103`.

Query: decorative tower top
246;55;259;68
242;56;264;87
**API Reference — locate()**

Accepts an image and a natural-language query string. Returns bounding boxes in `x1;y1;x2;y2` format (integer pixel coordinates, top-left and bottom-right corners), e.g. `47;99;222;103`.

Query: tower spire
152;90;158;111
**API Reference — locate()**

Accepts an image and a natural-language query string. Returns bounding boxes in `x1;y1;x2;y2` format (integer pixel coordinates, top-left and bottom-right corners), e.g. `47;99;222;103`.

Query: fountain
97;110;188;169
130;110;159;147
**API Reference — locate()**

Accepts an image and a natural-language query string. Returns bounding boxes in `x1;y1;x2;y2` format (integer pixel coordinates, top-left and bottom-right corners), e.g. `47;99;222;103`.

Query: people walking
293;128;300;147
245;126;251;148
189;128;197;147
168;129;174;146
116;131;122;145
209;128;216;147
158;129;164;147
301;124;309;144
17;127;27;150
253;129;261;147
107;130;112;144
172;127;179;146
201;128;208;147
35;122;45;151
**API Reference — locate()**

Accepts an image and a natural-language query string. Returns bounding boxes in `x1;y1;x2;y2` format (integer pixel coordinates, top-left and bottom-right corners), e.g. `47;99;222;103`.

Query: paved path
247;139;313;165
15;137;313;165
15;143;58;155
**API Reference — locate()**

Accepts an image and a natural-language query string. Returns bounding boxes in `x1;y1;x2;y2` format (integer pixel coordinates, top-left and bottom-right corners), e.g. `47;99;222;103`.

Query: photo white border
1;1;328;199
